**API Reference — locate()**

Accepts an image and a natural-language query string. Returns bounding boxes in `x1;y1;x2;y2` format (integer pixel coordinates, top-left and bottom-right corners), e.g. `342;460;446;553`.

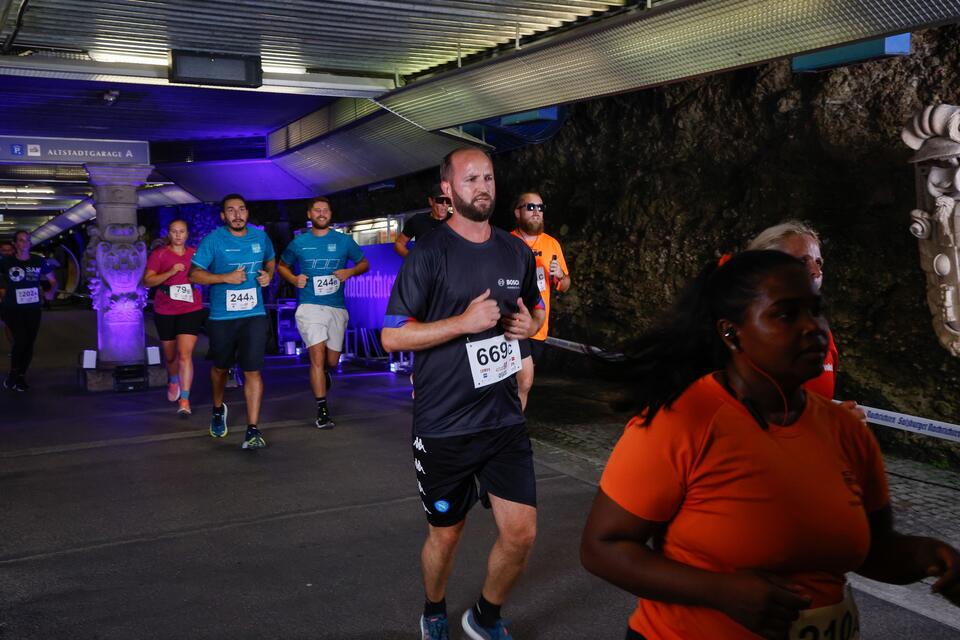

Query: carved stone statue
902;104;960;356
83;223;148;363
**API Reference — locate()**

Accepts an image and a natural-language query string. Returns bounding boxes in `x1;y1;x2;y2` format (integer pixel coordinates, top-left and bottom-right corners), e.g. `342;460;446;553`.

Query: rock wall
329;27;960;465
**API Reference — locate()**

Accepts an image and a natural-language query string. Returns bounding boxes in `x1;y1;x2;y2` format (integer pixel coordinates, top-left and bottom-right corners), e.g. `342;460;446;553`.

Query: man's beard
313;219;331;229
228;219;247;231
452;189;494;222
519;218;543;235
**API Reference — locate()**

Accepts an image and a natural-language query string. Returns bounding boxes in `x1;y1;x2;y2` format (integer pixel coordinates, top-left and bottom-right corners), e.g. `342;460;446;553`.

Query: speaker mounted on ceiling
169;50;262;88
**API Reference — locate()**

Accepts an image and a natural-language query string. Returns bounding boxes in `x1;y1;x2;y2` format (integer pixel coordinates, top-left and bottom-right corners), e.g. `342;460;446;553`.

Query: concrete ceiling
3;0;960;241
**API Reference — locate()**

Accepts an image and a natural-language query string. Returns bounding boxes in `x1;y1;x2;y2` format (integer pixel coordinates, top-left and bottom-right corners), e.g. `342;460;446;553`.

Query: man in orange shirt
511;191;571;410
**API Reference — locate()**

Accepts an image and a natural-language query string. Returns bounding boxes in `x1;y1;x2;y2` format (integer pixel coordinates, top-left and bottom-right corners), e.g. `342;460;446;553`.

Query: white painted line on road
849;574;960;631
0;410;402;458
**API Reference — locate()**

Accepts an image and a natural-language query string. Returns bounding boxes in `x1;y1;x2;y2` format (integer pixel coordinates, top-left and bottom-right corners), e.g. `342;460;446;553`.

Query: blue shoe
210;404;228;438
461;609;512;640
242;426;266;450
420;613;449;640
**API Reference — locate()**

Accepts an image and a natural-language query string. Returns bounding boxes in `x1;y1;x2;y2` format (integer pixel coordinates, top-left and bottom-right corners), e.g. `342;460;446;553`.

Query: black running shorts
206;315;268;372
518;338;546;364
154;308;207;342
412;423;536;527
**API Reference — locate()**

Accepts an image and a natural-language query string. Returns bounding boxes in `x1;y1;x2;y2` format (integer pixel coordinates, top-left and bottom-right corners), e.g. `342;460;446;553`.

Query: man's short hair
440;147;492;183
220;193;247;212
14;229;30;242
307;196;331;211
747;220;820;251
512;191;542;211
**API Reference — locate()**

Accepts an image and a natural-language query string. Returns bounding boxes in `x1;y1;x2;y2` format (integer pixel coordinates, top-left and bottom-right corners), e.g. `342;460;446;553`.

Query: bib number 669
475;340;512;365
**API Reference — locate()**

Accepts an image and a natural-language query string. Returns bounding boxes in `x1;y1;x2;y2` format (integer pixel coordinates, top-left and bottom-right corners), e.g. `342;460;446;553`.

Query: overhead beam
377;0;960;131
0;55;395;97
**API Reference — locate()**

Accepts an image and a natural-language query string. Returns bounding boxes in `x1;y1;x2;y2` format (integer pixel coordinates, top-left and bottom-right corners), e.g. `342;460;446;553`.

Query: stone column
85;164;154;364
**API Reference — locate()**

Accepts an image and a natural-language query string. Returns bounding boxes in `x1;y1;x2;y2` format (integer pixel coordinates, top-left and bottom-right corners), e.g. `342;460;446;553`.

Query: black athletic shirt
0;255;52;311
385;224;543;437
401;212;447;242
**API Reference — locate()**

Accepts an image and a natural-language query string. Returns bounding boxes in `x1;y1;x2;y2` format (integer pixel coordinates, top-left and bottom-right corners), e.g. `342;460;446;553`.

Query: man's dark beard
519;218;543;235
453;189;494;222
229;220;247;231
313;219;331;229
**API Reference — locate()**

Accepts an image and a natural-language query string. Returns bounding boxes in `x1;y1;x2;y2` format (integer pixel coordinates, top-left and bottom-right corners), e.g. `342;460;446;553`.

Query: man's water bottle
550;254;560;289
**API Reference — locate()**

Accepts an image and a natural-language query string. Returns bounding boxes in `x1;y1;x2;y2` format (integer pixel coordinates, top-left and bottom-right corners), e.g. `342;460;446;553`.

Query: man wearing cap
394;184;452;258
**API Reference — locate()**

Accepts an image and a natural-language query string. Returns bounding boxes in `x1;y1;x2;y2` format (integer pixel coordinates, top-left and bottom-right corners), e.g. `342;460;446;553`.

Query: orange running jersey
803;329;839;399
510;230;568;341
600;374;888;640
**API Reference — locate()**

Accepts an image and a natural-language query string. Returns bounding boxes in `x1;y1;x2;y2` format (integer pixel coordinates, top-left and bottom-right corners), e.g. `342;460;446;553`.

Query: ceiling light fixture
87;50;167;66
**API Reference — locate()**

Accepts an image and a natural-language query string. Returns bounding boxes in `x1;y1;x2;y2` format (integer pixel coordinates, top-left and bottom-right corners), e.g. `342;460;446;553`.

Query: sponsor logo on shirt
252;243;262;254
8;266;25;282
304;258;342;270
499;278;520;289
327;244;337;252
824;364;834;372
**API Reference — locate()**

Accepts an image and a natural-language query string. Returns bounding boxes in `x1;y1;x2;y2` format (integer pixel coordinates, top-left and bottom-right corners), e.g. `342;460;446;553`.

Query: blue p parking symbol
10;144;24;156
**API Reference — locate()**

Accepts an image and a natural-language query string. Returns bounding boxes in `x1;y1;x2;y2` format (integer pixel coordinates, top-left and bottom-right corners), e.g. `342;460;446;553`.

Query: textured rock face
329;27;960;465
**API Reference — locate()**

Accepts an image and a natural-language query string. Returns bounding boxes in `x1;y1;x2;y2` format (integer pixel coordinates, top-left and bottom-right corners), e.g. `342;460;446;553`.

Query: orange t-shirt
510;230;568;341
600;374;889;640
803;329;839;399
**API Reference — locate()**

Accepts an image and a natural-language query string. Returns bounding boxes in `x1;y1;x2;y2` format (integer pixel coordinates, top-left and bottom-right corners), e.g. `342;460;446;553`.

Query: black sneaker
2;376;14;391
242;426;266;450
315;405;335;430
11;377;28;392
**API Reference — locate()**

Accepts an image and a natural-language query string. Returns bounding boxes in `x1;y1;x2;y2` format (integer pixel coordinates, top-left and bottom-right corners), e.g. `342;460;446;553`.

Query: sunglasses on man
517;203;545;212
432;197;451;205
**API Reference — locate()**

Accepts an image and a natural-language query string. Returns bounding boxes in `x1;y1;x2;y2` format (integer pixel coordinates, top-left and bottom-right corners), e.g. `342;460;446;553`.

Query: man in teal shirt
278;196;368;429
190;194;276;449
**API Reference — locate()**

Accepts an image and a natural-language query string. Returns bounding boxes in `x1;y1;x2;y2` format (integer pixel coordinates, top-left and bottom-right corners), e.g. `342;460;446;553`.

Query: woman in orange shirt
580;250;959;640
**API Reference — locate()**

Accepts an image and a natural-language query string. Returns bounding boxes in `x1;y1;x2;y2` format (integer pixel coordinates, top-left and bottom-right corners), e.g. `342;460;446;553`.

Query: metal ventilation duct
30;184;199;243
272;110;489;195
377;0;960;131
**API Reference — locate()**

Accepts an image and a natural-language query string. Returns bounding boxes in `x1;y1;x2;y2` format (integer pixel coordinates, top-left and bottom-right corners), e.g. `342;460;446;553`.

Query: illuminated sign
0;136;150;165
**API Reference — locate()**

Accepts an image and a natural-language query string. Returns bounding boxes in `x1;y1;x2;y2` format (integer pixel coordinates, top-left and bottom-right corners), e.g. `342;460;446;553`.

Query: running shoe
210;404;228;438
461;610;513;640
242;426;266;450
12;378;28;392
167;381;181;402
177;399;192;419
2;376;14;391
315;405;335;430
420;613;450;640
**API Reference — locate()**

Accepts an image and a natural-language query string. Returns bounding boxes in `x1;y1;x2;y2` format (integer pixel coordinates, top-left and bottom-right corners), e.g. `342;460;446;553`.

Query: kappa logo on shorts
414;458;426;474
418;480;426;495
413;437;427;452
434;500;450;513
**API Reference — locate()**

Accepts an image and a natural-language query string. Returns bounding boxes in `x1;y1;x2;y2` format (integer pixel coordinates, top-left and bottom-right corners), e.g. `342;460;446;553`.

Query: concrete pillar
85;164;153;364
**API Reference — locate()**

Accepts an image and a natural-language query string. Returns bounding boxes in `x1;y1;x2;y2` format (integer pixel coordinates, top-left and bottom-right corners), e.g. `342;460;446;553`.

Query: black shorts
154;309;207;342
518;338;546;364
413;423;536;527
207;315;268;372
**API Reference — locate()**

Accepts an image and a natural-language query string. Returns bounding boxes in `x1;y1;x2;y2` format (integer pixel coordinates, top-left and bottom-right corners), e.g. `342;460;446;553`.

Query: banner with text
344;243;403;330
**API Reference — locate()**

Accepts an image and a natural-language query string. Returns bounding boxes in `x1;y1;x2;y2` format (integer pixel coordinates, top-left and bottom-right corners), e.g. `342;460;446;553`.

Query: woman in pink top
143;220;206;417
